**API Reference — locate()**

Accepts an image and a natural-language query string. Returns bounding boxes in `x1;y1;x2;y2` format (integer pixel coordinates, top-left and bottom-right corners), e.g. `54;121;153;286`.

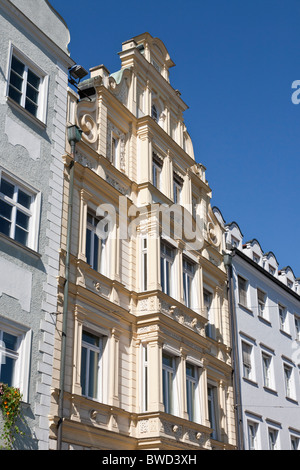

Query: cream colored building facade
49;33;236;451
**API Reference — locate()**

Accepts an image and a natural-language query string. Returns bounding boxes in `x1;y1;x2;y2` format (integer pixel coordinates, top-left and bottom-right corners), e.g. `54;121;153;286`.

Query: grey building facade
0;0;73;449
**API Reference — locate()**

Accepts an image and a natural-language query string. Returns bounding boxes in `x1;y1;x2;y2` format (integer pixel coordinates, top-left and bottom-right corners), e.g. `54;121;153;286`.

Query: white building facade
0;0;73;449
214;208;300;450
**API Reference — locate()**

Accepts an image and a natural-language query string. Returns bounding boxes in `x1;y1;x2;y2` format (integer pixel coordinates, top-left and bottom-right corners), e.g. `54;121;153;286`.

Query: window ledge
6;96;46;131
280;329;292;339
285;396;298;405
263;386;278;396
258;315;272;326
0;232;41;260
243;377;258;387
238;303;253;315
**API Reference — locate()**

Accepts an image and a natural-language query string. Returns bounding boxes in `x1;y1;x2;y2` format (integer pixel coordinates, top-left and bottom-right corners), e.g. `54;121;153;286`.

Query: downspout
57;125;82;450
223;253;244;450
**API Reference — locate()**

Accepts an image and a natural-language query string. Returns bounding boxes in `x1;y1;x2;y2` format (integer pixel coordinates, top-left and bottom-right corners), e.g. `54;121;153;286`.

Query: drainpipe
223;252;244;450
57;125;82;450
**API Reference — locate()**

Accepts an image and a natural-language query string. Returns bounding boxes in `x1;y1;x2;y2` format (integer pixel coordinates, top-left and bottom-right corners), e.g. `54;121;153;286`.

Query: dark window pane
0;356;15;386
82;331;99;347
11;56;25;77
86;229;92;265
3;332;18;351
0;200;12;220
15;226;28;246
80;347;87;396
16;210;29;230
0;179;14;199
0;218;11;237
26;84;39;104
8;85;22;105
18;190;31;209
25;99;38;117
27;69;40;90
9;70;23;92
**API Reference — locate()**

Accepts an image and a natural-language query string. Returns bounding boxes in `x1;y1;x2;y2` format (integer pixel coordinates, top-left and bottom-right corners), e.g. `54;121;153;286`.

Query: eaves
232;248;300;302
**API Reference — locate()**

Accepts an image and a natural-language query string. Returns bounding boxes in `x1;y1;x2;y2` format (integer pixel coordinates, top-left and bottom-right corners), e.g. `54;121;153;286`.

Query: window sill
285;396;298;405
238;303;253;315
258;315;272;326
280;329;292;339
0;232;41;260
263;386;278;396
243;377;258;387
6;96;47;131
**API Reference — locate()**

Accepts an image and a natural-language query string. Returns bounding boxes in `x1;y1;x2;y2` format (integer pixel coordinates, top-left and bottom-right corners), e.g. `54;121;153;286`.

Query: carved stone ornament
77;99;98;146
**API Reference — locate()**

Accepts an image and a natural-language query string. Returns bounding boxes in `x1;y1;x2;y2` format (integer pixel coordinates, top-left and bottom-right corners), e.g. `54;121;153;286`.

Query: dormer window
253;254;260;264
151;59;161;73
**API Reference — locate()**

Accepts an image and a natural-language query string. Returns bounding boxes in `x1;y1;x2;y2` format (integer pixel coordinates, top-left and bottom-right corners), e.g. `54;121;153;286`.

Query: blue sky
51;0;300;276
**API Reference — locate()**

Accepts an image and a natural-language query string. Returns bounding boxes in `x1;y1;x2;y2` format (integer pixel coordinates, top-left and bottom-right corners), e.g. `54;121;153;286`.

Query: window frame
182;256;195;309
247;421;259;450
160;240;175;297
186;361;201;423
268;427;279;450
85;210;108;276
0;317;31;403
207;382;219;440
80;328;105;402
238;275;248;308
162;352;179;416
242;341;253;380
0;168;40;252
262;352;273;390
257;288;267;319
152;152;163;190
6;44;48;124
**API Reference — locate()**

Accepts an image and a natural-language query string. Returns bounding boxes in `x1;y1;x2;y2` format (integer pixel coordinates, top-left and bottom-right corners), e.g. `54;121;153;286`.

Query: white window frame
186;361;201;423
80;328;107;402
278;304;287;332
6;44;48;124
160;240;175;297
283;363;294;399
86;210;108;276
0;317;31;403
141;236;148;291
257;288;267;319
0;168;40;252
140;343;148;412
204;288;214;338
182;256;195;309
247;421;259;450
173;173;183;205
162;351;179;416
295;315;300;341
262;352;273;389
242;341;253;380
238;275;248;308
291;434;300;450
152;153;162;190
268;427;279;450
207;382;219;440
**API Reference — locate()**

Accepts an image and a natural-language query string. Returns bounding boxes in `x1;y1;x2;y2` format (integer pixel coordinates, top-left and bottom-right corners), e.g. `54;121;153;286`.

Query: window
291;435;300;450
186;363;199;422
207;384;219;440
0;171;38;250
111;135;120;168
262;353;272;389
162;353;176;415
141;236;148;291
204;289;214;338
86;211;107;275
0;319;31;402
7;49;47;123
279;305;287;332
295;316;300;341
253;254;260;264
182;257;195;308
151;104;158;122
269;265;276;275
247;421;258;450
152;153;162;189
283;364;293;399
160;241;175;297
257;289;266;318
242;341;253;380
238;276;248;307
140;343;148;412
81;330;103;400
268;428;278;450
173;173;183;204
